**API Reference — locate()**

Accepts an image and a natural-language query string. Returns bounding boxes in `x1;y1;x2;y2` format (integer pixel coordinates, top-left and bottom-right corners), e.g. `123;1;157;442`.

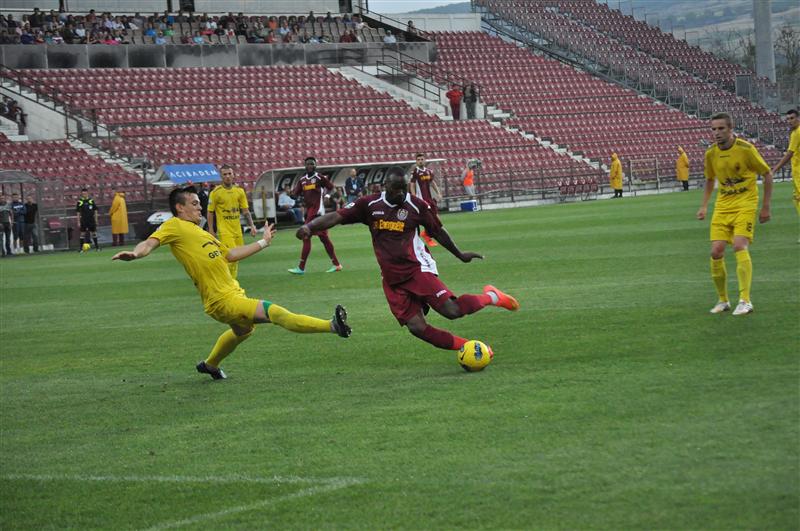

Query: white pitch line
144;479;363;531
2;473;362;486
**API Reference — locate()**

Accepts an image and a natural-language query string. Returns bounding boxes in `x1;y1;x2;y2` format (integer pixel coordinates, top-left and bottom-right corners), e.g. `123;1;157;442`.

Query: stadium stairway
0;115;27;141
333;66;449;120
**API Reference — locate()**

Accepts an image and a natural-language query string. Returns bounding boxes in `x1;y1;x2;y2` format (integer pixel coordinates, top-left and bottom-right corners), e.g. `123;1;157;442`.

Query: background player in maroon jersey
296;170;519;353
288;156;342;274
409;153;441;247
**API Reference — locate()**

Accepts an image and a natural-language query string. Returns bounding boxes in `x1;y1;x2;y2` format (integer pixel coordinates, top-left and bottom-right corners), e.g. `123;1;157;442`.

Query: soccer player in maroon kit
288;156;343;274
409;153;441;247
296;170;519;352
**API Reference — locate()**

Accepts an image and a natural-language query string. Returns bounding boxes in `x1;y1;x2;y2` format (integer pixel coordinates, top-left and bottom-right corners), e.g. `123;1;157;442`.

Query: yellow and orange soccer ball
458;340;493;372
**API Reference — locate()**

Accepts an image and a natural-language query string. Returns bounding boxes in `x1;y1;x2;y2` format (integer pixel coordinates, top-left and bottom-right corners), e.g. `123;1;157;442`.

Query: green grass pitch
1;184;798;529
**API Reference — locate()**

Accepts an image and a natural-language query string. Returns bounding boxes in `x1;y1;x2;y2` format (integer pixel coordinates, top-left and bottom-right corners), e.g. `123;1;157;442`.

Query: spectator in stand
299;30;313;44
344;168;364;203
282;31;296;44
446;84;463;121
74;22;87;41
20;28;35;44
343;13;353;27
192;31;204;44
407;20;417;35
60;23;76;43
324;12;334;22
265;30;277;44
277;19;290;36
30;8;44;29
278;184;304;224
0;194;12;256
383;29;397;44
306;11;316;24
353;15;365;31
180;31;191;44
5;14;19;30
676;146;690;191
235;14;248;36
143;23;156;37
10;193;25;252
23;196;38;253
339;28;357;43
154;31;167;44
0;30;19;44
463;83;478;120
163;24;175;37
109;190;128;247
609;152;623;198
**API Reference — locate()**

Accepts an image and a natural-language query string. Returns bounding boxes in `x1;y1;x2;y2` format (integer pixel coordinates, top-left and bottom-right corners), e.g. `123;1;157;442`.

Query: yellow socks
735;249;752;302
268;303;331;333
710;257;728;303
205;329;252;368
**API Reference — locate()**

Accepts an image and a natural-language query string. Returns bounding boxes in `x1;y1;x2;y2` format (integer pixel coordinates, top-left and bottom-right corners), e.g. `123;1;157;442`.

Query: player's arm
431;179;442;200
226;223;276;262
429;226;483;263
296;211;343;239
771;149;794;174
696;178;715;220
206;210;216;237
242;208;257;237
759;170;773;223
112;237;160;261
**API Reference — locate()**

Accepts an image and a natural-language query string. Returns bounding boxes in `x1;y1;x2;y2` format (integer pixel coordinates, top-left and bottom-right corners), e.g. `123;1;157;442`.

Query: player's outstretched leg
406;314;466;350
266;302;351;337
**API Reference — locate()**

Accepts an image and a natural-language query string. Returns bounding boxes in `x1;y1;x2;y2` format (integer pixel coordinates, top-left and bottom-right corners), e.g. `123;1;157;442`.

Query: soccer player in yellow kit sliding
112;186;351;380
697;112;773;316
207;165;257;279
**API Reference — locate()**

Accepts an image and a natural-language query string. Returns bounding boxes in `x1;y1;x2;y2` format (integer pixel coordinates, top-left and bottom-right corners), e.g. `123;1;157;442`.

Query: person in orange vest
462;160;476;198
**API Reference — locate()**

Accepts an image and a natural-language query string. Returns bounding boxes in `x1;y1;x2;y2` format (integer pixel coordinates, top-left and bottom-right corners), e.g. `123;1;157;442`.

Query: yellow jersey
151;216;243;311
789;126;800;179
208;185;249;238
704;138;770;213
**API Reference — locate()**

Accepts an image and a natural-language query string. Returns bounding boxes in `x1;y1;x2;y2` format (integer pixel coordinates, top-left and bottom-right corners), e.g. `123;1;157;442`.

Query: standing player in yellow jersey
770;109;799;236
207;165;257;279
697;112;773;316
112;186;351;380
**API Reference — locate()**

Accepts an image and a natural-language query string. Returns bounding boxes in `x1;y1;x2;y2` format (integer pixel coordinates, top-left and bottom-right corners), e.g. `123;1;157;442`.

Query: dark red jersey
292;172;334;221
410;166;436;206
337;192;443;285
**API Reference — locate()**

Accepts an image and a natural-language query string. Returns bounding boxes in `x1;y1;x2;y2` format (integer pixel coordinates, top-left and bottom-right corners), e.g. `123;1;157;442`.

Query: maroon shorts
382;272;454;325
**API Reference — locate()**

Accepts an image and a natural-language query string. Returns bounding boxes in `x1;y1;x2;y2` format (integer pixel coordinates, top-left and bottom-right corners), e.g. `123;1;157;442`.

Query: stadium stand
549;0;776;95
474;0;786;149
4;64;602;200
0;139;144;207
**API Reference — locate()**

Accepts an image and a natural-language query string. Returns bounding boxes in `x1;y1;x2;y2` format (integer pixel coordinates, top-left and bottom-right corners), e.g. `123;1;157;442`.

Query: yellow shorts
218;231;243;250
206;294;260;328
710;209;756;243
